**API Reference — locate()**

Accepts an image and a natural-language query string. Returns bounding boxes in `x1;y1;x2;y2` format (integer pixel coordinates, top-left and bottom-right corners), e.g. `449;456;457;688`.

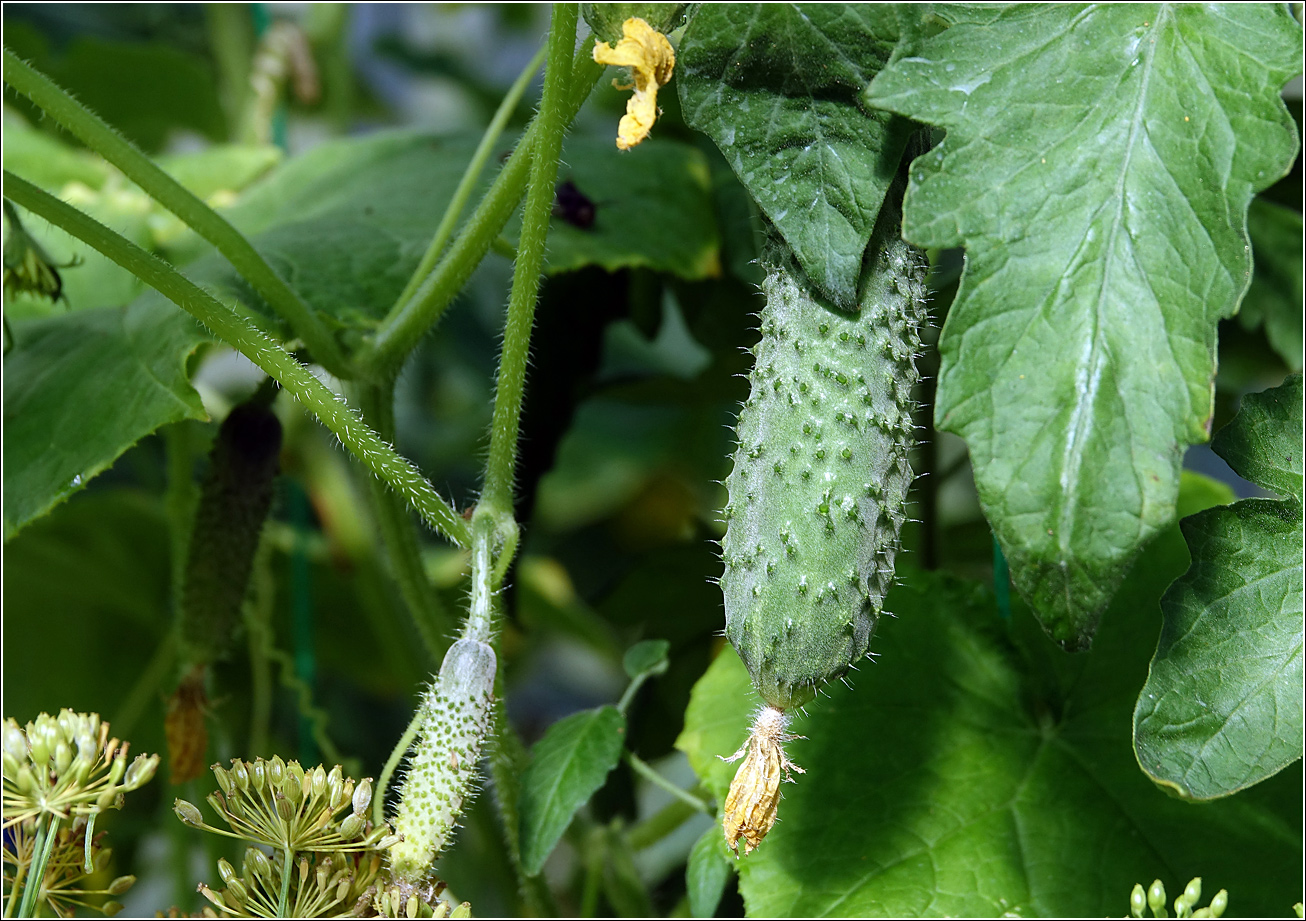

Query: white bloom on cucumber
387;638;496;883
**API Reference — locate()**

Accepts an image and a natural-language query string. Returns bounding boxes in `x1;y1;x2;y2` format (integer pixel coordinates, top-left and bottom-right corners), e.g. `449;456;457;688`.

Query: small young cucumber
721;192;926;711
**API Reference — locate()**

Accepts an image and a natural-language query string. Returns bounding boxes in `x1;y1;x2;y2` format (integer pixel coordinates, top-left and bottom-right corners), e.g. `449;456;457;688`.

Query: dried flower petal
592;17;675;150
721;706;803;856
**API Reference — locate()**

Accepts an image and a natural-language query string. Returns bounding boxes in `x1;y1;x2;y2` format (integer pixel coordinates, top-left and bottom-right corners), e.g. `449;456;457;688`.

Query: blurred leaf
3;299;208;538
5;32;225;151
515;137;722;281
678;484;1301;915
623;638;670;679
1135;374;1304;799
686;824;732;918
154;144;282;200
678;4;913;307
1240;199;1304;373
1;108;113;191
519;705;627;875
2;488;172;730
602;823;653;917
867;4;1303;647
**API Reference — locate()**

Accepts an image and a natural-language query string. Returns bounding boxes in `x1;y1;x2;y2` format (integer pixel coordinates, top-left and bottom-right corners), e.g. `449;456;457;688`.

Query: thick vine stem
390;43;548;315
358;31;604;377
3;172;470;549
1;49;353;380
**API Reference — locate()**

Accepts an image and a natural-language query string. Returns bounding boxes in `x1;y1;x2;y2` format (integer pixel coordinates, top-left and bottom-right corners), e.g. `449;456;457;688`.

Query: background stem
1;49;352;379
358;35;603;377
3;172;470;548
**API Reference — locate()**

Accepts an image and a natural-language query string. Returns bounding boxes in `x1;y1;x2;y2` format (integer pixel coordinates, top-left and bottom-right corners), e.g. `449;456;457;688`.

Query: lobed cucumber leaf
518;704;626;876
1134;374;1304;800
2;298;208;539
677;4;915;308
865;4;1303;648
678;479;1302;916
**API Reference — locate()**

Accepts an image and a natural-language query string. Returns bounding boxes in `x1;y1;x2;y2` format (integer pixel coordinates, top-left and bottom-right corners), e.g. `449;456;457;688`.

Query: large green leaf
3;298;209;538
677;4;914;308
518;704;626;876
866;4;1303;648
678;491;1301;915
1134;375;1304;799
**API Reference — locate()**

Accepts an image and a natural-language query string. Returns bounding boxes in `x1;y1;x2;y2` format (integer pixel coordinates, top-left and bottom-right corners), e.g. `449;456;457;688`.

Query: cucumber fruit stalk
720;175;927;855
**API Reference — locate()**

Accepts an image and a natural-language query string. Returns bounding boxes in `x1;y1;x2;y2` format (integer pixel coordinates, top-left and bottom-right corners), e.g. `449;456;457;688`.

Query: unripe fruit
388;638;496;883
721;186;927;710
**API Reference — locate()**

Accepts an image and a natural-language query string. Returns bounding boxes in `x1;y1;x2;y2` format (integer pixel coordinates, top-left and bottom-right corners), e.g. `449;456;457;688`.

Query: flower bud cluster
174;757;398;854
372;878;471;918
2;709;159;827
197;848;384;918
1131;877;1228;919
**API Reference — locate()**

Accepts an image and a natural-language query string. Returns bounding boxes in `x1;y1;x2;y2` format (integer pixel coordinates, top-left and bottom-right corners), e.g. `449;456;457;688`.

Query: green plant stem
358;34;603;377
357;380;451;665
19;815;58;918
373;700;425;827
391;44;547;314
480;3;578;519
626;797;700;852
277;845;293;917
622;752;711;814
3;172;470;549
580;825;604;918
1;49;352;379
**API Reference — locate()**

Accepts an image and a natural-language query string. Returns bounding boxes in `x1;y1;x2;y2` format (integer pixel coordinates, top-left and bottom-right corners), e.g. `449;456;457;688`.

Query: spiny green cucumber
179;390;282;666
720;182;927;712
388;637;497;884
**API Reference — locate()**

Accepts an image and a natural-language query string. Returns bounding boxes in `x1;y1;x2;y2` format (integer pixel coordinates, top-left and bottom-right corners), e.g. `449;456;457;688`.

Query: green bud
1210;890;1228;918
406;894;420;918
199;884;227;910
29;732;51;769
232;759;251;791
213;765;234;797
52;739;73;774
1132;884;1148;918
3;722;28;761
175;798;205;827
3;751;23;783
352;778;372;816
450;902;472;919
15;764;40;796
282;768;303;805
275;793;297;823
328;770;347;811
123;753;159;790
246;847;274;884
1179;878;1202;913
338;813;365;840
250;758;267;792
1149;880;1168;917
310;765;327;800
1192;910;1210;919
268;755;285;788
109;751;128;786
107;875;136;896
218;858;238;885
102;902;124;916
225;876;250;907
287;760;305;790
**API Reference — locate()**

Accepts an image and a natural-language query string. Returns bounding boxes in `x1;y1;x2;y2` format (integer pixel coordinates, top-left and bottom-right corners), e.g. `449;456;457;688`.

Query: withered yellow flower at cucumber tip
592;17;675;150
721;706;804;856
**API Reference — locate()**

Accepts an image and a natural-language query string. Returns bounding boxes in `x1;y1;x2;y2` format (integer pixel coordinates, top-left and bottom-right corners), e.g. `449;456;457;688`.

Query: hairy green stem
357;381;451;665
19;815;58;918
1;49;352;379
622;752;711;815
358;35;603;376
391;44;547;314
3;172;470;548
480;3;578;518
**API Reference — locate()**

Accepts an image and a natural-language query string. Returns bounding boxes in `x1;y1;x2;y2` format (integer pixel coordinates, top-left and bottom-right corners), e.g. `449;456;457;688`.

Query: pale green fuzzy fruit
388;639;496;883
721;193;927;710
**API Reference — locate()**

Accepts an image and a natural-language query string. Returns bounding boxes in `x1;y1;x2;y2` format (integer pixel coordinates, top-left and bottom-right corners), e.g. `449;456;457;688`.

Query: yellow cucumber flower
592;17;675;150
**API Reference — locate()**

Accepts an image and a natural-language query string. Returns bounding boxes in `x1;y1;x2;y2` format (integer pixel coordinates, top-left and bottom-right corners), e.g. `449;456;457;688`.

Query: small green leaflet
1134;374;1304;800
